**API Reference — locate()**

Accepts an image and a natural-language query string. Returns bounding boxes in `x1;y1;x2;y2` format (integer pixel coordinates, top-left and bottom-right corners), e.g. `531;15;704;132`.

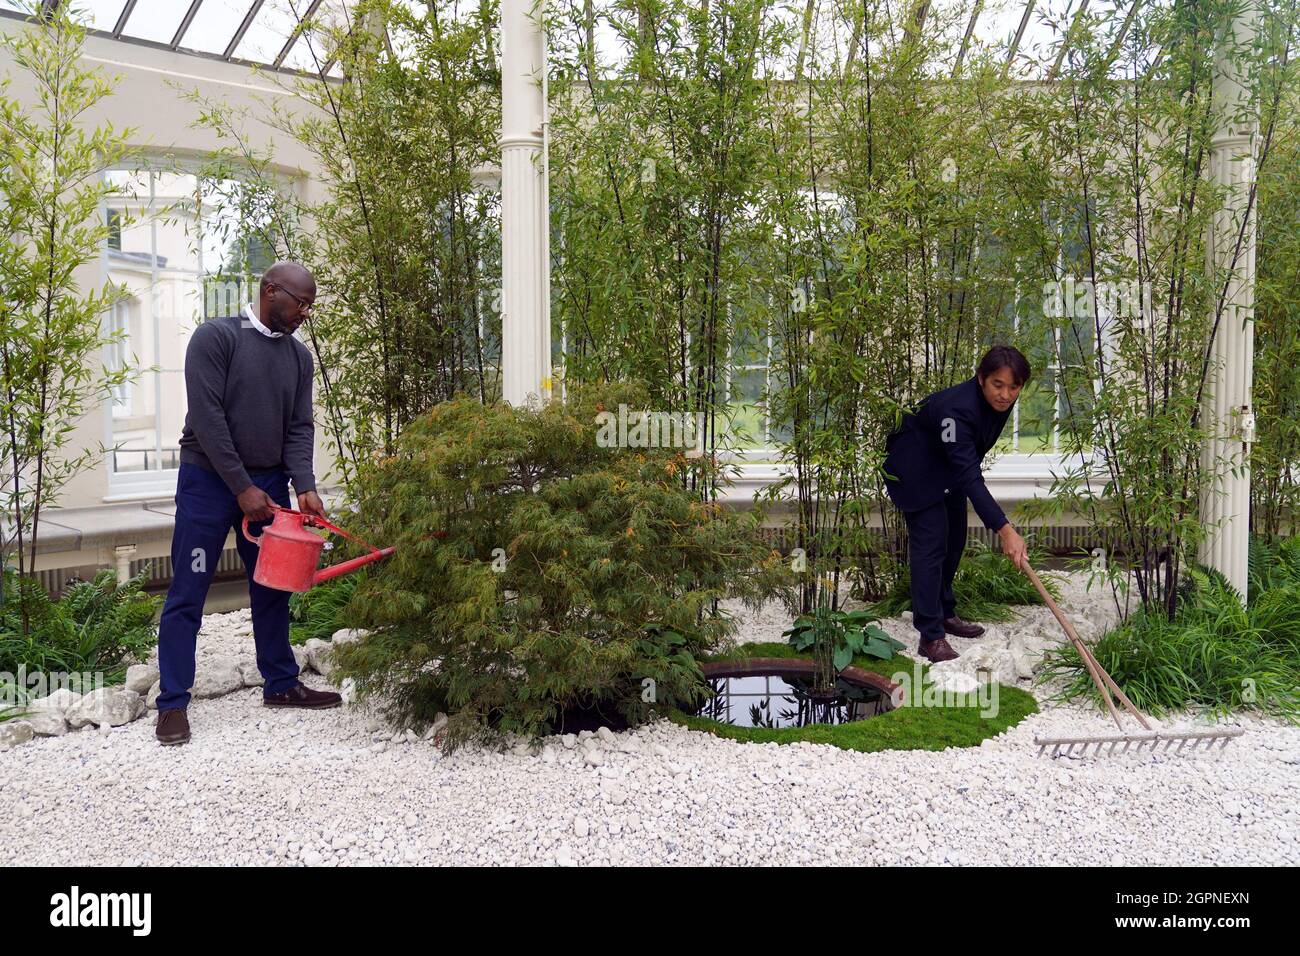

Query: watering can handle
240;502;385;556
240;503;282;547
306;511;385;556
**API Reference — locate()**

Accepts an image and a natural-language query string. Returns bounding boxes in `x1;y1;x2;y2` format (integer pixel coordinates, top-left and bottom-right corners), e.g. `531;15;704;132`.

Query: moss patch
669;641;1038;753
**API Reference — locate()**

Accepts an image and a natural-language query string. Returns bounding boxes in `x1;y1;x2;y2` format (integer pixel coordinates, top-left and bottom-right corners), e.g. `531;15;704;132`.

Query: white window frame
99;158;290;501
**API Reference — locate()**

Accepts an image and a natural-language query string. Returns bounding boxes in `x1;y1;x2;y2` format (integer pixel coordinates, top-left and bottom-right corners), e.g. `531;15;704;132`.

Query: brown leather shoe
156;708;190;746
917;637;960;663
944;616;986;639
263;682;342;709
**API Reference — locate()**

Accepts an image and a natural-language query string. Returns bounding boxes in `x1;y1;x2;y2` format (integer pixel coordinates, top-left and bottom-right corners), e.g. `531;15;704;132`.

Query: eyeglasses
271;282;314;313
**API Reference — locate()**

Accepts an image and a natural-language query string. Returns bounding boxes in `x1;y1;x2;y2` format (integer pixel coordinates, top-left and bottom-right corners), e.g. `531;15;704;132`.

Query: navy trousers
902;490;970;643
156;462;300;711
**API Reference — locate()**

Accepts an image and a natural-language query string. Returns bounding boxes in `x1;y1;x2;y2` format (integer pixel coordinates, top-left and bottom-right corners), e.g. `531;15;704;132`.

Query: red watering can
241;504;395;593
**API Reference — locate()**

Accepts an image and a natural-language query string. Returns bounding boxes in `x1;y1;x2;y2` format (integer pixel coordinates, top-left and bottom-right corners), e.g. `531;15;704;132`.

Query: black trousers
902;490;969;643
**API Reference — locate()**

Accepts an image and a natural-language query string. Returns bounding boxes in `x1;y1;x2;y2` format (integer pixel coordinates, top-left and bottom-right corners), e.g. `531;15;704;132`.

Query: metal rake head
1033;727;1245;758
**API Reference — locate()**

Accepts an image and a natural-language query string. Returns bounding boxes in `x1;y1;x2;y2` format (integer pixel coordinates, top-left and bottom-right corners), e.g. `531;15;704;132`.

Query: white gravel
2;572;1297;866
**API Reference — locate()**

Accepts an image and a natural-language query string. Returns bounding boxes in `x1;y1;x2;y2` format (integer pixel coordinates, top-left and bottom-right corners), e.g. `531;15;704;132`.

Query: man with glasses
155;261;338;746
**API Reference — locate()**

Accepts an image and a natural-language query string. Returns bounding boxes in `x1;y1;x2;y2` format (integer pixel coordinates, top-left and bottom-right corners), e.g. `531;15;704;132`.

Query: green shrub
0;568;160;681
868;537;1058;622
332;383;791;747
1041;555;1300;720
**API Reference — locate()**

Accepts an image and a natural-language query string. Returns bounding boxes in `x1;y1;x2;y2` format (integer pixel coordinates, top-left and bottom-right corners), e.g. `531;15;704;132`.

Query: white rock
928;669;981;694
125;664;159;695
192;659;244;698
28;688;80;712
65;687;145;729
0;720;35;749
419;713;447;742
573;817;590;838
583;750;605;767
22;709;68;737
330;628;368;645
146;681;161;710
239;660;265;687
955;644;1018;686
304;638;334;677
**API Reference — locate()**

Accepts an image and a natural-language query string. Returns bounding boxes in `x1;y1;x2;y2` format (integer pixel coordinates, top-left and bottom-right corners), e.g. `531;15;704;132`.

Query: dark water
696;673;888;729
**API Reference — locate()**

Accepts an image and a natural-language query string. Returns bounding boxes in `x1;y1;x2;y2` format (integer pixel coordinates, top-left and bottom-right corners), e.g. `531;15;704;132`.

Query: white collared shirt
243;301;283;338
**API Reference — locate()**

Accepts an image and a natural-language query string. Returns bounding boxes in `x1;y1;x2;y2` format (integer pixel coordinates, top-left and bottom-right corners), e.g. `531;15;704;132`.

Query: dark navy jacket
882;375;1013;531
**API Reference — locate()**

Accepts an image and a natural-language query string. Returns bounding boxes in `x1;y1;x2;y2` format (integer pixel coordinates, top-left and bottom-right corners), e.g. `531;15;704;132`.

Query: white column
1198;2;1261;600
500;0;552;407
113;544;137;584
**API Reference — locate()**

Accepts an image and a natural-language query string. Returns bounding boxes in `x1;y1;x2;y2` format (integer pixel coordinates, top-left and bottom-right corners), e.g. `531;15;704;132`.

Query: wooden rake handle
1019;562;1152;732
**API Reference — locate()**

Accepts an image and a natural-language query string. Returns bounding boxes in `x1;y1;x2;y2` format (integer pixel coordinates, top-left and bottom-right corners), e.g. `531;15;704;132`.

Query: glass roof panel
970;0;1036;52
279;0;351;71
177;0;257;57
117;0;193;45
1015;0;1081;72
280;32;321;70
927;0;983;52
230;0;300;63
63;1;131;31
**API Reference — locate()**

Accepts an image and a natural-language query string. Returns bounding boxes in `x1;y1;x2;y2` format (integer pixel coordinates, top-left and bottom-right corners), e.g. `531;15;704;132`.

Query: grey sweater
178;315;316;495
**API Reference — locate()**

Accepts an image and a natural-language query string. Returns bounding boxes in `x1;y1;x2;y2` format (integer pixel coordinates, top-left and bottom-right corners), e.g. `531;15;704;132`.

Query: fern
0;568;160;681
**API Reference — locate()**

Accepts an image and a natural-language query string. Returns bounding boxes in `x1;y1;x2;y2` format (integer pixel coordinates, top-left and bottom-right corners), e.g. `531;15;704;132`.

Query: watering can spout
314;547;396;586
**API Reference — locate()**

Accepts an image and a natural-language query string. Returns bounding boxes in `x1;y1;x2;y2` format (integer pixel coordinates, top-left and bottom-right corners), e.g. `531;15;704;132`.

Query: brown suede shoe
943;616;986;639
917;637;960;663
263;682;342;709
156;708;190;746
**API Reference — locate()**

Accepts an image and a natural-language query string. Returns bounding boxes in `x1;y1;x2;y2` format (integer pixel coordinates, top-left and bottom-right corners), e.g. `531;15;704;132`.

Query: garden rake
1018;563;1244;758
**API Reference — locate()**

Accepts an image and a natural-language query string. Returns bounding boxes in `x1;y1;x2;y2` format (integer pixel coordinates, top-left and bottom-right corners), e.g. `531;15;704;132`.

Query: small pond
694;659;901;729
